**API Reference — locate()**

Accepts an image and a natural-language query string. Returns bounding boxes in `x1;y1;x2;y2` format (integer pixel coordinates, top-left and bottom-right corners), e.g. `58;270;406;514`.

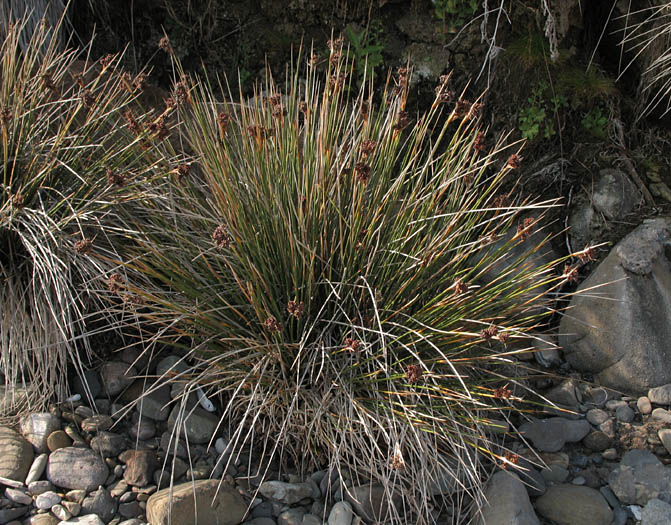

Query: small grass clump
0;15;157;414
116;39;572;522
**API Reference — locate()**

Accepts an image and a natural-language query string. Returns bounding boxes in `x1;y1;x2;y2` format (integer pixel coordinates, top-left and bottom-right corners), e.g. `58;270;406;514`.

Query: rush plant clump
115;38;575;523
0;15;157;416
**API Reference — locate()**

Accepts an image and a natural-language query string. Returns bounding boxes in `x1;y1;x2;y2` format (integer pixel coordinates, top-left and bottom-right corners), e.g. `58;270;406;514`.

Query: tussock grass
111;40;577;523
0;14;158;416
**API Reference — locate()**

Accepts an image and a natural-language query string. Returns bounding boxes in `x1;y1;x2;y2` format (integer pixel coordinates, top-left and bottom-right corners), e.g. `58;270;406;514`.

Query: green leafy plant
518;82;567;140
344;21;385;86
581;105;609;139
115;42;575;523
0;15;157;415
433;0;479;30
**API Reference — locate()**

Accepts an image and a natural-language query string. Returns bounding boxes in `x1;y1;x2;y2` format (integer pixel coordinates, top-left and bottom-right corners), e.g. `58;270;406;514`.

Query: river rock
535;484;613;525
81;487;117;524
119;449;157;487
135;382;172;421
328;501;353;525
474;471;539;525
35;490;61;509
608;449;671;506
89;431;126;457
648;384;671;405
259;480;314;505
25;453;48;485
560;217;671;394
46;447;108;491
47;430;72;452
345;484;397;523
0;425;33;482
167;405;218;445
20;413;60;454
146;479;246;525
642;498;671;524
100;362;137;397
519;417;591;452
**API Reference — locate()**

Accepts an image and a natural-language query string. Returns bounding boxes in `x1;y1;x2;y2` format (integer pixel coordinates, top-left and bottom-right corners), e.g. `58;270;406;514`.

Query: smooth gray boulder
474;471;539;525
519;417;591;452
560;217;671;394
535;484;613;525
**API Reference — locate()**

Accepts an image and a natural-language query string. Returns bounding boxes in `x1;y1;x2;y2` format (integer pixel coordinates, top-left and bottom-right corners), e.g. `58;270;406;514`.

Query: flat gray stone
642;498;671;524
535;484;613;525
345;484;397;523
519;418;591;452
46;447;108;491
259;480;313;505
136;382;172;421
608;450;671;506
167;405;219;445
474;471;539;525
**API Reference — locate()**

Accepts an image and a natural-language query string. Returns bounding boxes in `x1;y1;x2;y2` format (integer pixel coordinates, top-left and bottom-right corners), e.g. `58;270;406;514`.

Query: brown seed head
497;331;510;344
263;316;282;333
354;163;371;184
516;217;534;241
107;273;124;293
212;225;232;249
74;238;93;255
494;385;513;399
100;54;115;69
287;300;305;319
577;245;597;263
105;168;125;187
506;154;522;170
124;109;142;135
563;263;579;283
406;364;423;384
453;279;468;295
360;140;377;159
435;85;455;103
361;101;370;119
268;94;282;107
217;112;230;136
298;101;308;113
473;131;486;152
344;338;360;353
148;115;169;141
480;325;499;340
106;168;125;187
133;72;147;92
159;36;174;55
174;79;188;105
1;106;11;125
176;163;191;181
328;35;344;53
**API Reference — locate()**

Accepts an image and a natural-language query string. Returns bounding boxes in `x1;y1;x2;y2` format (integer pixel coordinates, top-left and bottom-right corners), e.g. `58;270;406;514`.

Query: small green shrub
117;40;573;522
0;15;157;414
